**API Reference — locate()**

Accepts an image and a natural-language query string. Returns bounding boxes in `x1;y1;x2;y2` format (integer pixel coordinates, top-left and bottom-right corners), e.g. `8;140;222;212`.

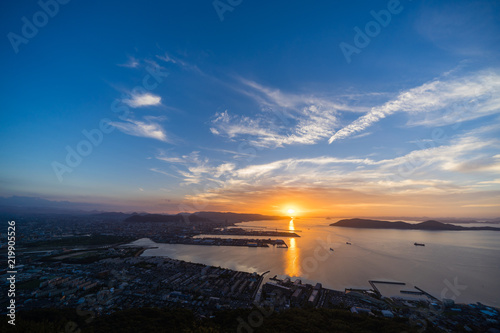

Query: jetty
414;286;439;301
369;280;406;296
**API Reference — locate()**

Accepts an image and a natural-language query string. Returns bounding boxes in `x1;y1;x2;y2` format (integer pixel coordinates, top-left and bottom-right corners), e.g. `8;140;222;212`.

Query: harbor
158;237;289;248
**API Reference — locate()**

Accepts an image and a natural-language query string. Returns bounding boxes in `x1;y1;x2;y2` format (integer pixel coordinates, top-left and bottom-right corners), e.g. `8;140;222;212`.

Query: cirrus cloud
122;92;162;108
329;70;500;143
110;117;169;142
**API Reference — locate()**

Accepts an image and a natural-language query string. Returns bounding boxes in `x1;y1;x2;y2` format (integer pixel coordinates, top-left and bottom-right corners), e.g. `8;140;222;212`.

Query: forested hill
330;218;500;231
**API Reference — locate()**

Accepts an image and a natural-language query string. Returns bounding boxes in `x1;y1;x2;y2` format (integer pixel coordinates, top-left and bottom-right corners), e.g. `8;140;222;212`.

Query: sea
128;218;500;307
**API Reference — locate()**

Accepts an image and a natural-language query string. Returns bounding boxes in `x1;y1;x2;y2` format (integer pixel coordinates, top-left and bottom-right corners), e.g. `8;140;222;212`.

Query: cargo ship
414;242;425;246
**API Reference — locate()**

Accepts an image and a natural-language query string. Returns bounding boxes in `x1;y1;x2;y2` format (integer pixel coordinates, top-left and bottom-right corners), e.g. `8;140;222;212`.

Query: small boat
346;242;351;245
330;248;334;252
414;242;425;246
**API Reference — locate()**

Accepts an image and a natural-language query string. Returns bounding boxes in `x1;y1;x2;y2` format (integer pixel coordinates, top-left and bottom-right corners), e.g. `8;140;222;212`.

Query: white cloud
155;151;235;185
156;156;185;163
238;78;370;113
156;52;204;75
461;204;500;208
118;56;139;68
209;77;389;148
122;93;162;108
156;53;177;64
329;70;500;143
211;105;338;148
150;168;180;179
169;125;500;206
110;118;169;142
478;179;500;185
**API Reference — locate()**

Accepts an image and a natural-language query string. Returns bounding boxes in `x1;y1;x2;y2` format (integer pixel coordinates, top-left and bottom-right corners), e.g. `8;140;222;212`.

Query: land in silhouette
124;212;287;224
330;218;500;231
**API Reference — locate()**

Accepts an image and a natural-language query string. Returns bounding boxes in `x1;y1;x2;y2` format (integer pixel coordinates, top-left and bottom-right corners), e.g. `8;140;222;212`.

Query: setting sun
287;208;296;215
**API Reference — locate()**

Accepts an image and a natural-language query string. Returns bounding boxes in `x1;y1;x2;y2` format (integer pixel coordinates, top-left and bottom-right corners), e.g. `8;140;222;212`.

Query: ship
414;242;425;246
330;248;334;252
346;242;351;245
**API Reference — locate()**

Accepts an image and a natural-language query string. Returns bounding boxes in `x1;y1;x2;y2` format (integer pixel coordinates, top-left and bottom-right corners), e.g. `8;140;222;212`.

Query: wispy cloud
237;78;370;113
329;70;500;143
122;92;162;108
155;151;236;185
156;52;204;75
110;117;169;142
211;105;339;148
167;125;500;213
118;56;140;68
150;168;180;179
198;147;256;159
461;204;500;208
207;75;392;148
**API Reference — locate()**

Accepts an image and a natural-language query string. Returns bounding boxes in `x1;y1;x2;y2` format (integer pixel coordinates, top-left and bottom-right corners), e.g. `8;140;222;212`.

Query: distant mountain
194;211;287;223
330;218;500;231
351;216;500;224
438;218;500;224
93;212;133;217
124;212;285;223
0;196;110;215
124;213;210;223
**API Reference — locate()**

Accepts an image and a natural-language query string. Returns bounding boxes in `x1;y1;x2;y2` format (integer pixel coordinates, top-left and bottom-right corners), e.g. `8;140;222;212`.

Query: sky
1;0;500;218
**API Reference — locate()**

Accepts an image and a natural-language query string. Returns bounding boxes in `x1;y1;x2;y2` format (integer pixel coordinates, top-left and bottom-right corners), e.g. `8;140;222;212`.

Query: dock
414;286;439;301
369;280;406;296
253;270;270;301
275;239;288;248
400;290;424;295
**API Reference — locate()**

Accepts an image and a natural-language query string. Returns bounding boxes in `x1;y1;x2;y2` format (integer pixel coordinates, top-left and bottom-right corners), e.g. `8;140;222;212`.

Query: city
1;213;499;332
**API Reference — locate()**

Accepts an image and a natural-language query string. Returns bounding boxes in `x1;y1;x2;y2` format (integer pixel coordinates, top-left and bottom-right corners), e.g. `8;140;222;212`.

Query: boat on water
414;242;425;246
330;248;334;252
346;242;351;245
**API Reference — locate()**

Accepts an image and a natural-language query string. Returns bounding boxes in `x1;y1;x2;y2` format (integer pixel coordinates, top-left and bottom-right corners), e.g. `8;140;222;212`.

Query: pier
203;229;300;237
163;237;289;248
400;290;424;295
275;239;288;248
369;280;406;296
414;286;439;301
253;270;270;301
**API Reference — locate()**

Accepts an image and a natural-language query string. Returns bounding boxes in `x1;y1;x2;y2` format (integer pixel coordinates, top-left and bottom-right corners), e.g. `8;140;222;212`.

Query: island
330;218;500;231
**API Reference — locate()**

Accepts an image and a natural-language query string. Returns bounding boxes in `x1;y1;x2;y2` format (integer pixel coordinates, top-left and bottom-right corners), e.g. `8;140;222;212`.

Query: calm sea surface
131;218;500;307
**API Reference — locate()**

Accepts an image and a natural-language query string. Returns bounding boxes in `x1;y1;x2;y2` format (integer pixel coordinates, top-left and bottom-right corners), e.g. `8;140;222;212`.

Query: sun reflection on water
285;218;300;277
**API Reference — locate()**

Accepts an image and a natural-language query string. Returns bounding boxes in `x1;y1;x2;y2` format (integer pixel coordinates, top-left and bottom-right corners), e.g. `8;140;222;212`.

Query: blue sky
1;0;500;217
